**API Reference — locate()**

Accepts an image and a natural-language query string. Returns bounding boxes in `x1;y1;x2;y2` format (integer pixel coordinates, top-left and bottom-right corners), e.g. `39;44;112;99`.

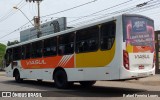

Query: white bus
4;14;155;88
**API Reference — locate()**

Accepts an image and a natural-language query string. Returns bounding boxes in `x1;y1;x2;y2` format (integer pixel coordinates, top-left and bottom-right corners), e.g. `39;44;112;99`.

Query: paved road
0;72;160;99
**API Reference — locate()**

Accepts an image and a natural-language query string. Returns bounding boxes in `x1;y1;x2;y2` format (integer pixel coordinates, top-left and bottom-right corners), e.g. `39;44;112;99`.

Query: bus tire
54;70;69;89
14;70;23;83
79;81;96;87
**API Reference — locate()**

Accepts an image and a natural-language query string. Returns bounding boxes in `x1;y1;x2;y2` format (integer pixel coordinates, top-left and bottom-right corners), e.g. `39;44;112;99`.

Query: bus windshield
123;15;155;53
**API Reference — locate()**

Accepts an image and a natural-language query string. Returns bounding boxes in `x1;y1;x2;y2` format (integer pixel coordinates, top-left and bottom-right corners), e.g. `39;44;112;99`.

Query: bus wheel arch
13;69;23;83
53;67;70;89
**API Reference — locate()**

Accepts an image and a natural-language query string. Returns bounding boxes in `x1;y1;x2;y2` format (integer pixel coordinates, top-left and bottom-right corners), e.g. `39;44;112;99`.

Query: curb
0;72;5;76
0;74;5;76
126;75;160;86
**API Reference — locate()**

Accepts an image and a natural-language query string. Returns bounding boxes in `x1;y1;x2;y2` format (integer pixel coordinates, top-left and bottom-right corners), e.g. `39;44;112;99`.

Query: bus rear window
123;15;154;47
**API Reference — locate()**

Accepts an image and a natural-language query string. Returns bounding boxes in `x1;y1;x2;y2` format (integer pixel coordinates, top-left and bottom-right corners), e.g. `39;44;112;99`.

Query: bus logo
132;19;146;33
26;60;46;65
135;54;150;59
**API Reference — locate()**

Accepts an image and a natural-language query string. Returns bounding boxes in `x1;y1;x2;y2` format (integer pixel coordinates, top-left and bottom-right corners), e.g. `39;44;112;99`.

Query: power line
66;0;135;25
28;3;36;16
0;0;159;42
0;30;17;40
17;0;24;6
0;18;33;40
131;0;160;14
0;0;27;23
0;0;99;40
70;0;158;27
40;0;137;27
40;0;137;28
41;0;98;18
1;0;131;40
0;10;15;22
41;0;160;31
68;0;156;26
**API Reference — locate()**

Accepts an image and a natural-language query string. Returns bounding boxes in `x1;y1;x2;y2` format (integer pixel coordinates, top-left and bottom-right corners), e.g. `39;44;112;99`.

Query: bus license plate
138;73;147;77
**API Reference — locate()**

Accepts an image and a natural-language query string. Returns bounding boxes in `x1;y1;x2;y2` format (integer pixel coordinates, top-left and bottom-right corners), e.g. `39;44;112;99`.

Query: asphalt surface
0;71;160;100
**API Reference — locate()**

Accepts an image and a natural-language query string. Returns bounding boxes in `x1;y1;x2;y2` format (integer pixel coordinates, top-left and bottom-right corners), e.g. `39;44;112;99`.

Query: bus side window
43;37;57;57
58;33;74;55
31;41;43;58
21;45;25;59
25;44;31;59
100;21;116;50
5;49;12;67
13;46;21;61
76;26;99;53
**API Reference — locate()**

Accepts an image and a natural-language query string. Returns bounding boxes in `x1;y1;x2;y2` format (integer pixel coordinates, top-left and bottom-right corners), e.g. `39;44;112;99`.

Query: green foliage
0;43;6;67
7;40;19;46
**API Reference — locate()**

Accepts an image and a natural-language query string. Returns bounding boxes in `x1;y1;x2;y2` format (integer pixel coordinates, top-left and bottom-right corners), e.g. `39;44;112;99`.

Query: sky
0;0;160;45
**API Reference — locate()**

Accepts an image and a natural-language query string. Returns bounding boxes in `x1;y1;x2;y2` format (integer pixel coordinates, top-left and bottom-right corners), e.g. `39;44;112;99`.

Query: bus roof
6;14;153;49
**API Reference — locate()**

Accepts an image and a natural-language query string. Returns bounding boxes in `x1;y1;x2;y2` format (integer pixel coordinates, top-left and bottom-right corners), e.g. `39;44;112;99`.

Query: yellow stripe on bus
76;41;116;68
126;44;133;53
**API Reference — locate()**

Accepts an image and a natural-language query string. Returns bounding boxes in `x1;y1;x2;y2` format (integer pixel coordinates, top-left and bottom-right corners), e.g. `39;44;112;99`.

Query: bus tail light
123;50;130;70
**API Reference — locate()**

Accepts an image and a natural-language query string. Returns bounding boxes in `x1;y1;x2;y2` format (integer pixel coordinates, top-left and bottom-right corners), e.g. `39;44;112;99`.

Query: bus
4;14;155;88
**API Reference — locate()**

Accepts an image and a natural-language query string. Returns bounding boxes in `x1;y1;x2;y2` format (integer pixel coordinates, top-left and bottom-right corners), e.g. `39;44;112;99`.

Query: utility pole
26;0;43;38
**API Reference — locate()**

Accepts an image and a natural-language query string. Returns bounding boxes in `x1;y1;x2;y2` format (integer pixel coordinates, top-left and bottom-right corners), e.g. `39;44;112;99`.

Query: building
155;30;160;74
20;17;67;42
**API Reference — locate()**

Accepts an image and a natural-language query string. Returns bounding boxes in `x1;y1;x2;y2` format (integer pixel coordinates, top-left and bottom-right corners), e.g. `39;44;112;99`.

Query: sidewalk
0;71;5;76
129;74;160;81
127;74;160;86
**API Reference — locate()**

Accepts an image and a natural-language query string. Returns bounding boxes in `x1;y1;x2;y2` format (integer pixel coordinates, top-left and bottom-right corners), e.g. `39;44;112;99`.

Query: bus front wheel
79;81;96;87
54;70;69;89
14;71;23;83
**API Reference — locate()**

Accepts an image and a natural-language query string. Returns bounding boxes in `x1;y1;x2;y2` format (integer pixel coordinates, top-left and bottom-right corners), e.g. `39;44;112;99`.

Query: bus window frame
75;25;99;54
100;21;116;51
31;40;43;58
21;45;26;60
13;46;22;61
24;43;31;59
5;48;13;67
58;32;75;55
122;15;154;44
43;37;58;57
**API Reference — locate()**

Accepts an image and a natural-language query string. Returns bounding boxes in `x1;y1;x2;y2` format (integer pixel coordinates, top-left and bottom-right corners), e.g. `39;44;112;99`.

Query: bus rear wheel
14;71;23;83
79;81;96;87
54;70;69;89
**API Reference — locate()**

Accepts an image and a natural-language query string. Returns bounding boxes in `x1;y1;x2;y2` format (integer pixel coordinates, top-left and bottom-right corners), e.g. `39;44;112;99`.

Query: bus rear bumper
120;67;155;80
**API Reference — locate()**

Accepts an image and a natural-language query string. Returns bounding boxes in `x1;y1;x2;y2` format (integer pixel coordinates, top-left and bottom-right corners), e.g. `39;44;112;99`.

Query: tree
0;43;6;70
7;40;20;46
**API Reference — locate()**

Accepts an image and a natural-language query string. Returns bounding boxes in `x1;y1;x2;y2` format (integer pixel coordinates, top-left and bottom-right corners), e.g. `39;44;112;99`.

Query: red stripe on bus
21;55;74;69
